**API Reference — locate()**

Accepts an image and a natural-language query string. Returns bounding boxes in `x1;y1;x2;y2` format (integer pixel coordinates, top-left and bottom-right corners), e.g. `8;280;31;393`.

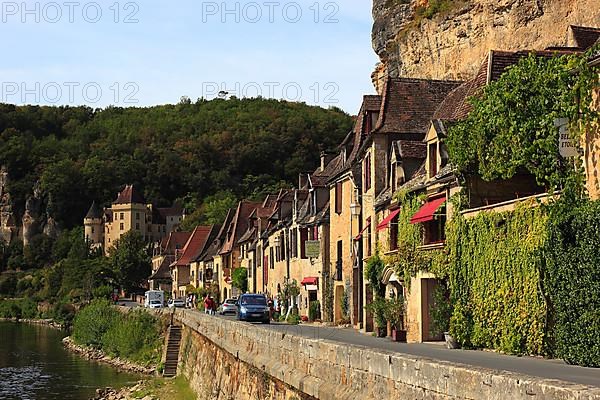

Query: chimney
320;151;335;172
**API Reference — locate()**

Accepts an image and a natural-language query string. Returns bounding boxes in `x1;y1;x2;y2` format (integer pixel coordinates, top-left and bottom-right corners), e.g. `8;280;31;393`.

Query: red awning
354;220;372;240
301;277;318;285
376;208;401;231
410;196;447;224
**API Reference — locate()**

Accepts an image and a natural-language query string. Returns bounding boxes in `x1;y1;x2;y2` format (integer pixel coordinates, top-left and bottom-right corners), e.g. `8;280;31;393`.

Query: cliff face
372;0;600;91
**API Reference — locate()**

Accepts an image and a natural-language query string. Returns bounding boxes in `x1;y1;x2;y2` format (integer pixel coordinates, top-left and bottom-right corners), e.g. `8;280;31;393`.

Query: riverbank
91;377;197;400
0;317;64;329
63;336;156;375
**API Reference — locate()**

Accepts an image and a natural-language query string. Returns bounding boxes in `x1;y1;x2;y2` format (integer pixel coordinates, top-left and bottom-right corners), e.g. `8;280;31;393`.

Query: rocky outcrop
0;167;17;244
372;0;600;91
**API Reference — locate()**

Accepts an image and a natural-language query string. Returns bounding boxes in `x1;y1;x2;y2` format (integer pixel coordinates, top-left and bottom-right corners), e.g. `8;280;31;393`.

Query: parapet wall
172;310;600;400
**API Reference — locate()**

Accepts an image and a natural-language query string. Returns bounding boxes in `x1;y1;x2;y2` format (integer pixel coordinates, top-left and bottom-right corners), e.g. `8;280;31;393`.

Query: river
0;321;141;400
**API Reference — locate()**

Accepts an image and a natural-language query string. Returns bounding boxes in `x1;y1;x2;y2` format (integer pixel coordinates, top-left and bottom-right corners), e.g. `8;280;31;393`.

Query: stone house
170;225;212;299
326;95;380;326
148;231;191;293
217;200;261;300
189;224;221;291
84;184;183;255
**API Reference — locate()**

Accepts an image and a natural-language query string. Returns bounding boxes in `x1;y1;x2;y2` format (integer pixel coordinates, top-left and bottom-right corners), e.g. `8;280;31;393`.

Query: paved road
214;313;600;388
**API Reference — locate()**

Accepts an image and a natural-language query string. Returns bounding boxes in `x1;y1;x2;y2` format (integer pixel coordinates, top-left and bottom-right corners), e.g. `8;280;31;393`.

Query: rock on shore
90;381;156;400
62;336;155;375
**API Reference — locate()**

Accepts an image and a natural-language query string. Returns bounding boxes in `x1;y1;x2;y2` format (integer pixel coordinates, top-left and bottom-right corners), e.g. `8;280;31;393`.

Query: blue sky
0;1;379;113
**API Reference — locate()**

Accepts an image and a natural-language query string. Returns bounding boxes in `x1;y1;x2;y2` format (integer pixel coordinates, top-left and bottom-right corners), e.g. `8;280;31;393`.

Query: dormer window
428;143;438;178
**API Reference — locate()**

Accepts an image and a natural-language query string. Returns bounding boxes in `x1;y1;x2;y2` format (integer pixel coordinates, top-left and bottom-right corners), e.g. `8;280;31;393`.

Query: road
212;313;600;388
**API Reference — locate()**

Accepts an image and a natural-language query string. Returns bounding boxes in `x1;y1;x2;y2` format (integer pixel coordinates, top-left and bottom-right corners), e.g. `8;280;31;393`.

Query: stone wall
173;309;600;400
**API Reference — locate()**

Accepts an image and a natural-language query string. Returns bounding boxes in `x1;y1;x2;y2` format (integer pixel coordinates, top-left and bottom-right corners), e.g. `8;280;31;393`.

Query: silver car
220;298;237;315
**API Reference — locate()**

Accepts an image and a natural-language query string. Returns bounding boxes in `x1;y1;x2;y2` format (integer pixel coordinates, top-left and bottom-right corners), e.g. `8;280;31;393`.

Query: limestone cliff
372;0;600;92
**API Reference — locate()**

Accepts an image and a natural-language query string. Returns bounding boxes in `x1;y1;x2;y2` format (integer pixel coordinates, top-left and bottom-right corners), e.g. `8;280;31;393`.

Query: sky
0;0;379;113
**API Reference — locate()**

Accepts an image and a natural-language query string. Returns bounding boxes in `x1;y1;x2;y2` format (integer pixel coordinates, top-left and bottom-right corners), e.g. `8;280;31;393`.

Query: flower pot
444;332;459;349
391;328;407;342
376;327;387;338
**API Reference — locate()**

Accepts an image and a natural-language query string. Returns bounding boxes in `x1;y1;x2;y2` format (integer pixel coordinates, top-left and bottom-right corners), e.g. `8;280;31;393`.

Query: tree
231;267;248;293
108;231;151;292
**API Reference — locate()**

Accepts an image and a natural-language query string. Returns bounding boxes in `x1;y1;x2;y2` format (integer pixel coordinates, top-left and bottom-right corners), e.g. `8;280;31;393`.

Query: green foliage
365;297;387;328
430;282;452;336
286;312;300;325
0;273;18;296
0;99;351;230
384;296;404;330
108;231;151;292
180;191;238;231
543;200;600;366
446;52;598;190
386;195;446;287
0;298;39;319
446;203;548;355
102;309;163;365
364;254;386;297
340;286;350;322
231;267;248;293
72;299;121;348
308;300;321;321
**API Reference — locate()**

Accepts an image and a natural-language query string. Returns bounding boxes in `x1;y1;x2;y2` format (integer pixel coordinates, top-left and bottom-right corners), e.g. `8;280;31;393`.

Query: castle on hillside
84;185;183;254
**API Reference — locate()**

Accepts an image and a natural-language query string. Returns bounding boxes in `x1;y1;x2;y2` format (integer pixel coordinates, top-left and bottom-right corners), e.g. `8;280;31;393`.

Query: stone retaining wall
172;310;600;400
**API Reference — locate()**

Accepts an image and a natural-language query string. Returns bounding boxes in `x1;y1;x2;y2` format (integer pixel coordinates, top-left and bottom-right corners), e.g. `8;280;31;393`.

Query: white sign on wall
555;118;578;158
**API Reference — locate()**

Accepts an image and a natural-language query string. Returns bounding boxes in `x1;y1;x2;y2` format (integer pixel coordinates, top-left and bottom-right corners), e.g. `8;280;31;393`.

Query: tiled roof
149;257;172;280
152;206;183;224
163;231;192;254
175;226;212;266
373;78;462;135
220;200;262;255
437;49;583;121
85;201;102;219
237;226;256;244
193;225;221;262
114;184;146;205
311;154;343;187
571;25;600;50
394;140;426;159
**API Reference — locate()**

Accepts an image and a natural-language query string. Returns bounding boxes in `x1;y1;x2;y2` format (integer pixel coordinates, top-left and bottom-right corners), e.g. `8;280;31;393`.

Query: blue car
236;294;270;324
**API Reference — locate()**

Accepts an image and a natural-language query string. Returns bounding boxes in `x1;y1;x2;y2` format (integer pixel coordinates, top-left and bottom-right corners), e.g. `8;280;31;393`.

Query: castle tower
105;185;149;252
84;201;104;249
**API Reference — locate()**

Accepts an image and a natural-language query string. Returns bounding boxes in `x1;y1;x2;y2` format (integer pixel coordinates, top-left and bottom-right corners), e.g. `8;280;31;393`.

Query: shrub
308;300;320;322
544;200;600;366
102;310;162;365
72;299;121;348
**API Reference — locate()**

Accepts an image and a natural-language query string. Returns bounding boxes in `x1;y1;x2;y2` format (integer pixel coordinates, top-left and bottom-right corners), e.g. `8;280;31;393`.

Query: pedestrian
204;295;210;314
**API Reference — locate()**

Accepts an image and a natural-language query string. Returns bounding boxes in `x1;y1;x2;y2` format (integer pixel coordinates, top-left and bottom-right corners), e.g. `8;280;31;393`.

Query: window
300;228;308;259
335;240;343;281
91;227;95;234
429;143;438;178
366;217;372;257
389;213;399;251
120;223;124;230
136;212;140;220
120;212;124;220
136;223;140;230
335;182;343;214
270;247;274;269
424;205;446;245
290;229;297;258
391;163;397;192
280;233;286;261
364;153;371;191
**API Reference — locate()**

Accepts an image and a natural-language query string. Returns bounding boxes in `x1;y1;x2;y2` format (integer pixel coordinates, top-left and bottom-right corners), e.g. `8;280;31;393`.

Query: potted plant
385;297;406;342
366;297;388;337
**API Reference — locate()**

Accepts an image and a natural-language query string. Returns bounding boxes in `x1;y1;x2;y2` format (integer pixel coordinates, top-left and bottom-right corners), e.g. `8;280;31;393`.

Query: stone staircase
162;324;182;378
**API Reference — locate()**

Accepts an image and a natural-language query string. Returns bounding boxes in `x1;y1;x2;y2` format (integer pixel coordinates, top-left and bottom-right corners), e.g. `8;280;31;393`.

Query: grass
131;377;196;400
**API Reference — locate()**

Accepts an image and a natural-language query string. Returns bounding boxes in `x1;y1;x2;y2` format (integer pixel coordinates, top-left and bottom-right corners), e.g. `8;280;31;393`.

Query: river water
0;322;141;400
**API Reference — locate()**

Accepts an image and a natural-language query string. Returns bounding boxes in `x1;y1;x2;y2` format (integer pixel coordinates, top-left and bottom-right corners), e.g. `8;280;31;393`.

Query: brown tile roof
311;154;343;187
163;231;192;254
113;184;146;204
373;78;462;135
149;257;172;280
193;225;221;262
393;140;427;159
436;49;583;121
175;226;212;266
219;200;261;255
571;25;600;50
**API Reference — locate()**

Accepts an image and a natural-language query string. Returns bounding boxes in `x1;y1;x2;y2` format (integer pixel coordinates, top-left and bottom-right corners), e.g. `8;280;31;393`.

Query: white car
168;298;185;308
147;300;163;309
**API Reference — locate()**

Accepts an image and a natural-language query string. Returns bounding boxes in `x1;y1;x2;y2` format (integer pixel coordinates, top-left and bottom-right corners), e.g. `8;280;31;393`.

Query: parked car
147;299;163;309
168;298;185;308
144;290;164;308
236;294;270;324
219;298;237;315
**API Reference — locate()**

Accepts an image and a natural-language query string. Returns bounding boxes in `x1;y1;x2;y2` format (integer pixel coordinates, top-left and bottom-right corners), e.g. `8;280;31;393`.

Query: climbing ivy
446;48;599;191
385;194;446;288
